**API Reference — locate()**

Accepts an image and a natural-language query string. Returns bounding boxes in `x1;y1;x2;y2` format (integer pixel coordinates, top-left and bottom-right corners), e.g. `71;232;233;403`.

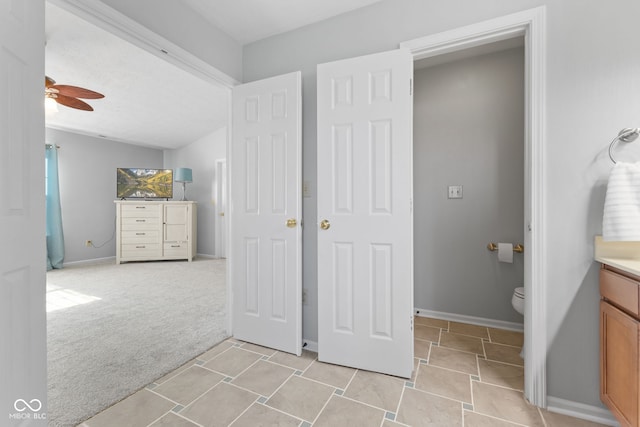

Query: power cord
88;216;116;249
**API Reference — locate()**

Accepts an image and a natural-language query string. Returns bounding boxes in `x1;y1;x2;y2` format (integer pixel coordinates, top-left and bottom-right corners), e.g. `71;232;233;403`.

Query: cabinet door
164;204;189;242
601;300;639;427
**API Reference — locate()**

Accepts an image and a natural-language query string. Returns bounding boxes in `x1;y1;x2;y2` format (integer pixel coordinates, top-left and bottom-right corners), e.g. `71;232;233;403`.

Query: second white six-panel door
316;49;414;378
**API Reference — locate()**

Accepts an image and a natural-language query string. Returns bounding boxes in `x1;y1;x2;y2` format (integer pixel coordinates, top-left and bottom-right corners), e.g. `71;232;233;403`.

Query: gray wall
164;128;227;256
242;0;640;409
98;0;242;82
46;128;164;263
414;48;524;323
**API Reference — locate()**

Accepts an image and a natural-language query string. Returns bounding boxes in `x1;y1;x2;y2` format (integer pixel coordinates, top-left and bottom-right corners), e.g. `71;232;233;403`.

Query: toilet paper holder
487;242;524;253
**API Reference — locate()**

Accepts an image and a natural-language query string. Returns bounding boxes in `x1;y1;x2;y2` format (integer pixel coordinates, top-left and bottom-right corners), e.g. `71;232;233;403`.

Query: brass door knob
320;219;331;230
286;218;297;228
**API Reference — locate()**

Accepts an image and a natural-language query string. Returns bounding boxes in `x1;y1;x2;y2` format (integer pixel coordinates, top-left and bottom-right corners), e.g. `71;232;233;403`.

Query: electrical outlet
448;185;463;199
85;240;92;247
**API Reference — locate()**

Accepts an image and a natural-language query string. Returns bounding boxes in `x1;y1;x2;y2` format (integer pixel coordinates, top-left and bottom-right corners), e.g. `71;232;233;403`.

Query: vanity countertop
595;235;640;277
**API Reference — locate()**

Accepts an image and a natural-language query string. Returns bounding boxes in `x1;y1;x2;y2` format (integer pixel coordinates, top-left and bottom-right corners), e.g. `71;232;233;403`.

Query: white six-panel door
317;49;414;378
231;72;302;355
0;0;47;422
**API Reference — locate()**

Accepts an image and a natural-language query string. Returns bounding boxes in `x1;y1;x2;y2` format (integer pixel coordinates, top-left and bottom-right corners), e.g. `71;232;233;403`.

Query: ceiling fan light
45;96;59;113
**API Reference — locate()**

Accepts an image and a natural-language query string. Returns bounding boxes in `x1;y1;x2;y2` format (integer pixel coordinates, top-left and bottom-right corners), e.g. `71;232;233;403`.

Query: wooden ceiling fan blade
52;85;104;99
55;95;94;111
45;76;56;88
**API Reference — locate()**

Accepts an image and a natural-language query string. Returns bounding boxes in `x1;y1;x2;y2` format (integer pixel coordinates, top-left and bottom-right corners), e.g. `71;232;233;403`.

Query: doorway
412;41;526;326
401;6;547;406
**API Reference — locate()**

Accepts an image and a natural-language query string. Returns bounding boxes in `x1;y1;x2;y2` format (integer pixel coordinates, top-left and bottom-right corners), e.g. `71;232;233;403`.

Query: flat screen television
116;168;173;199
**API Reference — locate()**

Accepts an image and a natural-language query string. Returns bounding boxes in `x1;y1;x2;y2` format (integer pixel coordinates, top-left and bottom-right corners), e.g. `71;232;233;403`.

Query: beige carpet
46;258;227;427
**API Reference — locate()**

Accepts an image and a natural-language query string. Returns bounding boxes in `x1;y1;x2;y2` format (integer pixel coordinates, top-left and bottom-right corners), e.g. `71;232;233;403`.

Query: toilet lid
514;287;524;298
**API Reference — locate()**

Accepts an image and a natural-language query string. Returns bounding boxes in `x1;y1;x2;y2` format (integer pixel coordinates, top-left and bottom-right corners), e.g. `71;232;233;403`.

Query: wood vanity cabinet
600;264;640;427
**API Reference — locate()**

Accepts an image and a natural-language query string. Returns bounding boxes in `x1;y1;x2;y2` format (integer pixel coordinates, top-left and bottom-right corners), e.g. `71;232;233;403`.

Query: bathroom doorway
412;39;526;329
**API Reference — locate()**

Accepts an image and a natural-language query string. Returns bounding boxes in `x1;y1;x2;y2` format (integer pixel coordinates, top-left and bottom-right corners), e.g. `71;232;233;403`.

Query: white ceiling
183;0;384;45
44;0;384;150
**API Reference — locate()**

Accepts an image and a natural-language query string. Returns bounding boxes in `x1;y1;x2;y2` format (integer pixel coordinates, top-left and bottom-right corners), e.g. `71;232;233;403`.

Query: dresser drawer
121;217;160;230
121;230;159;244
121;243;161;258
600;268;640;317
120;204;161;217
164;242;188;258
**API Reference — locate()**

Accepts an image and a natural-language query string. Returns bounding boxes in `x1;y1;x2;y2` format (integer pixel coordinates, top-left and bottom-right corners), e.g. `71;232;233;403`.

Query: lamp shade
174;168;192;183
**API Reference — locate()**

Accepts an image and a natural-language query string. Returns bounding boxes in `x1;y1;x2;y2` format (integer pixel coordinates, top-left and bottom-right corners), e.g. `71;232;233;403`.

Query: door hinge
410;78;413;96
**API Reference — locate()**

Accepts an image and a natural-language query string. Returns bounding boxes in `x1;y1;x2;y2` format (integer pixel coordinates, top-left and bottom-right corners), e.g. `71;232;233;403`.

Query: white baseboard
546;396;619;426
62;256;116;267
415;308;524;332
302;339;318;353
196;253;218;259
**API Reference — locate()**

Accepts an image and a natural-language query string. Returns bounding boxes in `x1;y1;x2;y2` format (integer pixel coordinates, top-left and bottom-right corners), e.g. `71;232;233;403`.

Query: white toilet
512;286;524;316
511;286;525;358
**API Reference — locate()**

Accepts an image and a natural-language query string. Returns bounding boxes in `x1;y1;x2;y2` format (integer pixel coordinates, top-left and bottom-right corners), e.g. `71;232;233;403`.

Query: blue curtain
46;144;64;270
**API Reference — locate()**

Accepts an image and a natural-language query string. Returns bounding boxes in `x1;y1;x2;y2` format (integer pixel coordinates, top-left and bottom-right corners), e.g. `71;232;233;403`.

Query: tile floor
80;317;607;427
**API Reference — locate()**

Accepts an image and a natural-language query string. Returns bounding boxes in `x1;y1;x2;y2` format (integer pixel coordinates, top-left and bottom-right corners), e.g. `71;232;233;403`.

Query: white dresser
115;200;197;264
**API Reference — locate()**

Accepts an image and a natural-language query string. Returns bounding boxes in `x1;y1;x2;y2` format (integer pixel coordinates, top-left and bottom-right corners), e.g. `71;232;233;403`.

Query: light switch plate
448;185;463;199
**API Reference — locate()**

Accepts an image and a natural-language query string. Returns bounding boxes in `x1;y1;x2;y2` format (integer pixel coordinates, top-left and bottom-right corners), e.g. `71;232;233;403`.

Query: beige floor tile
415;316;449;329
415;364;472;403
464;411;522;426
488;328;524;347
180;383;258;427
472;381;544;426
231;360;294;396
154;366;224;406
303;360;356;389
150;412;200;427
229;403;300;427
82;389;174;427
314;395;385;427
397;387;462;426
155;358;199;385
266;375;334;422
414;338;431;359
540;409;610;427
268;349;317;371
440;331;484;354
484;342;524;366
344;369;404;412
382;421;406;427
203;347;262;376
239;342;277;356
449;321;489;339
477;359;523;390
197;341;234;362
428;346;478;375
415;324;441;342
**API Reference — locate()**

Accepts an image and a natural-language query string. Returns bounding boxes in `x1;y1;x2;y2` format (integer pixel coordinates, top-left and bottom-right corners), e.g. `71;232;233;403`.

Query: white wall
242;0;640;410
97;0;242;82
414;47;525;323
164;127;227;256
46;128;164;263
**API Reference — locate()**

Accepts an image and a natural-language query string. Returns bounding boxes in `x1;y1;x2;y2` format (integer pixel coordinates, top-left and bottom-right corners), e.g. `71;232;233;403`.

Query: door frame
214;158;227;258
401;6;546;407
49;0;237;335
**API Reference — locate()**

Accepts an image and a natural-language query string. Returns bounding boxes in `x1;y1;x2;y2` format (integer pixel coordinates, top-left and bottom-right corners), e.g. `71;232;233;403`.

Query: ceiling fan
45;76;104;111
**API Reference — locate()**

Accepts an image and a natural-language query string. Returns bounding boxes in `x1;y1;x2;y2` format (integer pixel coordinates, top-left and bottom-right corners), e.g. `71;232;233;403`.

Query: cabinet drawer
164;242;188;258
601;268;640;317
121;243;161;258
121;230;159;244
120;204;161;217
121;217;160;230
